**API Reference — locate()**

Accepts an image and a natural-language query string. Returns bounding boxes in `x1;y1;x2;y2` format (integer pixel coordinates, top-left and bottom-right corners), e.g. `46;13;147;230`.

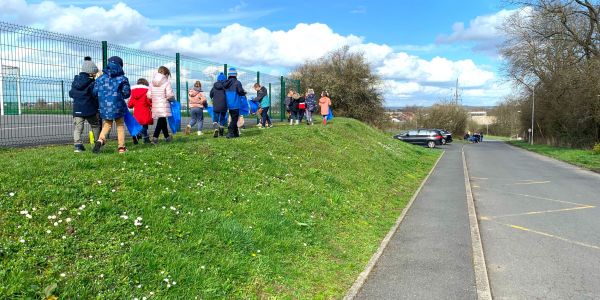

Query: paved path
466;142;600;299
356;145;477;299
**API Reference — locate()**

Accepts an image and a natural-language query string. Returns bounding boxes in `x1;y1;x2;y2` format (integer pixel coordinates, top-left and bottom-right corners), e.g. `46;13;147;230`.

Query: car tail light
436;135;443;139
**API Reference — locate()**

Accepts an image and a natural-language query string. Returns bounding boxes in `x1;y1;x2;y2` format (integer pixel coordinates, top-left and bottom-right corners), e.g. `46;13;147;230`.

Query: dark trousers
228;109;240;137
261;107;271;126
139;125;149;138
153;117;170;138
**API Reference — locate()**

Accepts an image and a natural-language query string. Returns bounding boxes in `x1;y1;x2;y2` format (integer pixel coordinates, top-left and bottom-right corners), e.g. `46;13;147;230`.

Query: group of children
285;89;332;126
70;56;331;154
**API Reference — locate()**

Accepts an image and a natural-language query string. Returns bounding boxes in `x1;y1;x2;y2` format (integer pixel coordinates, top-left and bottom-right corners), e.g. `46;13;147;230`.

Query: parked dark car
438;130;453;144
394;129;445;148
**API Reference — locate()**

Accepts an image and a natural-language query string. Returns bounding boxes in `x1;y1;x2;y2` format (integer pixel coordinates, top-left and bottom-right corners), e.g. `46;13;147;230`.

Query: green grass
483;135;512;141
0;118;439;299
509;141;600;171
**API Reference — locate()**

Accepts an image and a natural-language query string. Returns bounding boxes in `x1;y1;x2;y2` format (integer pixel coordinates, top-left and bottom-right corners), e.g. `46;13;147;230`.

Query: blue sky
4;0;518;106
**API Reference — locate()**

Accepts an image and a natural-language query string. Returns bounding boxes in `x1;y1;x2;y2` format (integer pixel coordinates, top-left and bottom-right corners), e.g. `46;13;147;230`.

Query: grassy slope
0;118;439;299
509;141;600;171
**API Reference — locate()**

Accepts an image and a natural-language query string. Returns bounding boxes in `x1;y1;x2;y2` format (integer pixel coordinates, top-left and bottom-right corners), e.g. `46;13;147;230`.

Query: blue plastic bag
327;109;333;121
239;96;250;116
208;107;228;123
168;100;181;134
249;99;259;114
124;109;142;137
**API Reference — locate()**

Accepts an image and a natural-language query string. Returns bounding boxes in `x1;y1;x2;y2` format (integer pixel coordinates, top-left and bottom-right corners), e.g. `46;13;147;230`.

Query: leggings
153;117;170;138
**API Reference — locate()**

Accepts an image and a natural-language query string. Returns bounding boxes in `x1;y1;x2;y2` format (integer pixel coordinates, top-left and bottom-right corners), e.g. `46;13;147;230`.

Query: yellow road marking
505;223;600;251
512;181;551;185
486;206;595;220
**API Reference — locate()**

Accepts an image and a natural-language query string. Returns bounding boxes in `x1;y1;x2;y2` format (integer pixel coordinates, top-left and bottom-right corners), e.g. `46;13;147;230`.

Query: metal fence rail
0;21;299;147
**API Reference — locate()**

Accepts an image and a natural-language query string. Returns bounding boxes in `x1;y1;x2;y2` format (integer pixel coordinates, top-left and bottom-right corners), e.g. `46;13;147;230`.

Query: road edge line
462;145;492;300
343;150;446;300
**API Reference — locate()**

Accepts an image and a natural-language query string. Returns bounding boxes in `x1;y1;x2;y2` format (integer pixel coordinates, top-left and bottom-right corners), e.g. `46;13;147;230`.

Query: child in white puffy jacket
147;66;175;144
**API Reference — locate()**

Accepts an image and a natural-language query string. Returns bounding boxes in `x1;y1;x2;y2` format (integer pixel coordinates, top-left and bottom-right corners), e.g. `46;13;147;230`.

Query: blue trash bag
239;96;250;116
124;109;142;137
208;106;228;124
168;100;181;134
249;99;259;114
327;109;333;121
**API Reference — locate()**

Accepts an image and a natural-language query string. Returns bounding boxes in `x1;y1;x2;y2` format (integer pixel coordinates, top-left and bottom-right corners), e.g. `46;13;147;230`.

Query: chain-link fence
0;22;297;147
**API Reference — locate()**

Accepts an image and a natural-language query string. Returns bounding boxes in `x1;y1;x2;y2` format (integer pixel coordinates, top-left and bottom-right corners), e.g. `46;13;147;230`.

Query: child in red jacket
128;78;153;144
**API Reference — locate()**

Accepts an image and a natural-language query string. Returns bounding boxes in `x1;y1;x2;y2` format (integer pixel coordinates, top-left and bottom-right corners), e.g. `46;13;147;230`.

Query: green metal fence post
280;76;285;122
101;41;108;68
257;71;260;85
224;64;228;77
185;81;190;117
175;53;181;102
61;80;65;114
296;80;301;94
269;83;272;119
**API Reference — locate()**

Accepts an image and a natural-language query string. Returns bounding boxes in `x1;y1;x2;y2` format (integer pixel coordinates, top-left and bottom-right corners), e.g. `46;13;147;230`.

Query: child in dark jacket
224;68;246;139
253;83;272;128
92;56;131;154
128;78;152;144
305;89;317;125
210;72;228;138
70;56;100;152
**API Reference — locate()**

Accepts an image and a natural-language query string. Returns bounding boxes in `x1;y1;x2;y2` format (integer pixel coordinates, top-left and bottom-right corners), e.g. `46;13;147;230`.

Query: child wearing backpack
319;91;332;126
128;78;153;144
185;81;207;136
70;56;101;152
148;66;175;144
92;56;131;154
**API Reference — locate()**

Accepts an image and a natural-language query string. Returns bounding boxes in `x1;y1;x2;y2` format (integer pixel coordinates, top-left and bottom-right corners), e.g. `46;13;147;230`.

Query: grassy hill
0;118;439;299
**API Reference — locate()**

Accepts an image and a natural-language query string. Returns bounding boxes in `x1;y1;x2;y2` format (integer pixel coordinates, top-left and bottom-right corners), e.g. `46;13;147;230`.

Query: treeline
498;0;600;147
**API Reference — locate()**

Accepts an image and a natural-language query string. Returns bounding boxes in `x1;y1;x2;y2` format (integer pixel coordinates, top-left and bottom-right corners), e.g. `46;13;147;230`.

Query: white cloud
437;9;517;43
0;0;156;43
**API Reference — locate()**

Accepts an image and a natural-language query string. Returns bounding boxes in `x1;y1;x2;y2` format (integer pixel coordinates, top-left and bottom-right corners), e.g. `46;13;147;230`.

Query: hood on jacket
224;78;236;89
213;81;226;90
104;61;125;78
72;73;94;91
217;72;226;81
130;85;149;100
152;73;169;87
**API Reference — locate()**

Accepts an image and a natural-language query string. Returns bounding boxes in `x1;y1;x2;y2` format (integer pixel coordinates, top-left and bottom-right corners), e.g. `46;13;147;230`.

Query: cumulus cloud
0;0;156;43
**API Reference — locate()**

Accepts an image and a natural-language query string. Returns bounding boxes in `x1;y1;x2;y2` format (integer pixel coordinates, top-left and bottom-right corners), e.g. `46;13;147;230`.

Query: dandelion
66;218;72;223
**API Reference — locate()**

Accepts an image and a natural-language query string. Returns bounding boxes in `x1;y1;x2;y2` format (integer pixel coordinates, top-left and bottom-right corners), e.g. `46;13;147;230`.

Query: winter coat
224;77;246;110
69;72;98;117
319;96;332;116
128;85;153;125
93;62;131;120
254;86;270;108
147;73;174;118
290;96;303;113
188;87;207;109
285;96;292;112
305;94;317;112
210;80;228;113
297;96;306;111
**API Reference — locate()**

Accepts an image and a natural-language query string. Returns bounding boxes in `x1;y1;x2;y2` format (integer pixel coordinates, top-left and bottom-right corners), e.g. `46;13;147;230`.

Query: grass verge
509;141;600;172
0;118;439;299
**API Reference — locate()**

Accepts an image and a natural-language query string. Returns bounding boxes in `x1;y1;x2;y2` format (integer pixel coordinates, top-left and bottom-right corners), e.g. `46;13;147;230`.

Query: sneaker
118;147;128;154
132;136;139;145
92;140;104;154
197;131;203;136
152;137;159;145
219;128;225;137
259;125;265;129
74;144;85;153
213;129;219;138
268;124;273;128
165;136;173;143
184;125;191;135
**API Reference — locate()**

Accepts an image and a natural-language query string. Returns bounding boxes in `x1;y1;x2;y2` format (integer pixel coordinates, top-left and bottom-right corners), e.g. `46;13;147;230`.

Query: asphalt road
356;144;477;299
466;142;600;299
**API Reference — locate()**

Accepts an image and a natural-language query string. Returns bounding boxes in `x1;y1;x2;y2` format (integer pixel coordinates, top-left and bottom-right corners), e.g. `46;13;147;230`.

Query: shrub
593;143;600;155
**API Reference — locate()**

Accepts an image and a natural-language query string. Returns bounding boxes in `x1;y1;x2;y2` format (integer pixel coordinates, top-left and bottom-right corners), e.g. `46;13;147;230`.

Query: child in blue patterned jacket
92;56;131;154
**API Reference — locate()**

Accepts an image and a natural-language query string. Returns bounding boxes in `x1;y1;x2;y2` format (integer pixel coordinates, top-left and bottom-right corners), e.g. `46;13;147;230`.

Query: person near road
128;78;153;144
148;66;175;144
253;83;272;128
186;80;207;136
304;89;317;125
319;91;332;126
92;56;131;154
224;68;246;139
70;56;101;153
210;72;228;138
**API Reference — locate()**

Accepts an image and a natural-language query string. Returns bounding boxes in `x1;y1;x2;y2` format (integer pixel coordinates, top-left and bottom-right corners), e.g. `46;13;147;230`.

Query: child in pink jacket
185;81;207;136
147;66;174;144
319;91;332;126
